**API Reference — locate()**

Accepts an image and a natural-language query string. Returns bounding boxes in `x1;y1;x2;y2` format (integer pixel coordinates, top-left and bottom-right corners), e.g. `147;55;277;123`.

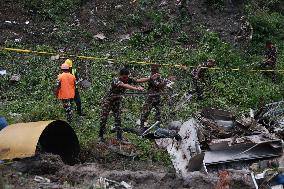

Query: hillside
0;0;284;188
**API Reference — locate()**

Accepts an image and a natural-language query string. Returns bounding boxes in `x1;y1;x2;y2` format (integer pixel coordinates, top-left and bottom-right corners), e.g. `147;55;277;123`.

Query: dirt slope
0;0;245;47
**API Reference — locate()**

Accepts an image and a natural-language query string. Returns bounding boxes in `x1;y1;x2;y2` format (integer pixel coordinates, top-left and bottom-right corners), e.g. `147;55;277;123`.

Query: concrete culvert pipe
0;120;80;165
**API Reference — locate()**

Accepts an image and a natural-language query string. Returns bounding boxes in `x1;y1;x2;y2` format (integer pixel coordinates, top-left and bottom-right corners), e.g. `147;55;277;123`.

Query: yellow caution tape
1;47;283;72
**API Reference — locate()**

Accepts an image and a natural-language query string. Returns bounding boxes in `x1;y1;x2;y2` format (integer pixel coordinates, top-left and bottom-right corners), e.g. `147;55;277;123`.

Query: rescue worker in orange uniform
55;63;76;122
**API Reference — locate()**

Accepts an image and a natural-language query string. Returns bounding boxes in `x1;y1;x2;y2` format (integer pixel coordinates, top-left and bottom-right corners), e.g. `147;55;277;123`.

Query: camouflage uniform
62;99;73;123
140;77;169;127
262;45;277;82
55;79;74;123
99;77;137;140
189;62;210;99
236;20;253;41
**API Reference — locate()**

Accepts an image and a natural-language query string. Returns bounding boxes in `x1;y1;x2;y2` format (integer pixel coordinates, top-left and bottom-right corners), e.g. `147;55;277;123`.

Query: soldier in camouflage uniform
176;0;191;21
99;68;158;142
139;65;172;130
189;59;215;100
261;41;278;83
235;16;253;48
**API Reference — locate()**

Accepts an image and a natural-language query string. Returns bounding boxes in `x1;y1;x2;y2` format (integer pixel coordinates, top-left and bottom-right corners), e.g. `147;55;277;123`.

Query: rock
115;5;123;9
15;38;21;42
159;0;168;6
80;80;91;88
50;54;60;60
10;74;21;82
119;34;130;42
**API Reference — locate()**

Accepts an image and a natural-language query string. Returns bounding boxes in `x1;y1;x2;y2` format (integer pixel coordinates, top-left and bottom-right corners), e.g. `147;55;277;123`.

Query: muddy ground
0;0;245;48
0;153;257;189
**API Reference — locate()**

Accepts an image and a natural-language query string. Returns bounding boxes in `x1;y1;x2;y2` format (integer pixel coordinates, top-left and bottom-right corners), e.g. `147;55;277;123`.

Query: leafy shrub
205;0;225;7
24;0;81;20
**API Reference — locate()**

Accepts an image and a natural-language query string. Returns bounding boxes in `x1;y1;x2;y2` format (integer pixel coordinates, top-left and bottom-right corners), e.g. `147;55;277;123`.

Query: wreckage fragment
158;107;283;180
204;134;283;165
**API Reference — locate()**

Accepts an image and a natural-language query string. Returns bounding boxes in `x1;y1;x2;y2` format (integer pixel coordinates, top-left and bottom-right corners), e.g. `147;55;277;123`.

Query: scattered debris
14;38;22;42
115;5;123;9
156;118;201;178
34;176;51;184
159;0;168;6
94;177;132;189
50;54;60;60
8;112;22;117
10;74;21;82
94;33;106;40
119;34;130;42
157;106;284;186
0;70;6;76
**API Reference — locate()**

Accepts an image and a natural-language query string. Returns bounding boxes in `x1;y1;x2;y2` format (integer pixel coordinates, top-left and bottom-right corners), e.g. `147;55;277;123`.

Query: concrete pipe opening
39;120;80;164
0;120;80;165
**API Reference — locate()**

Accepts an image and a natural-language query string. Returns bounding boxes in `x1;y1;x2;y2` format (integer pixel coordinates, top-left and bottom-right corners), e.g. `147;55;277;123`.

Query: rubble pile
157;105;284;188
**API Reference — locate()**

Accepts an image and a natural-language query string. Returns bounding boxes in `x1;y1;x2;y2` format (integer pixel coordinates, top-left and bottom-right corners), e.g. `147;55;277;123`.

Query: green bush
249;12;284;42
205;0;225;7
24;0;81;20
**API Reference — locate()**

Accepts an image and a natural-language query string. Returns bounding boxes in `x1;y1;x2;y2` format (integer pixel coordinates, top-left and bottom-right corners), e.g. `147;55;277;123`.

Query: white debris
25;21;30;25
159;0;168;6
156;119;201;178
271;185;283;189
105;53;111;58
136;119;148;126
254;169;275;180
115;5;123;9
119;34;130;42
15;38;21;42
34;176;51;184
94;33;106;40
5;21;12;24
0;70;7;76
120;181;132;189
166;81;175;88
10;74;21;82
50;54;60;60
9;112;22;117
94;177;132;189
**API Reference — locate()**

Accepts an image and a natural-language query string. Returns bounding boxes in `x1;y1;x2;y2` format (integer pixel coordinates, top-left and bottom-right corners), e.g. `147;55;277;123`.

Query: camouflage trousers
99;98;122;139
189;76;203;99
261;62;276;83
62;99;73;123
140;96;161;127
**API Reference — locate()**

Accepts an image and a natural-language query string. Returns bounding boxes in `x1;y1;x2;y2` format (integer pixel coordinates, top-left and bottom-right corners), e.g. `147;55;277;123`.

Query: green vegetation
0;0;283;165
24;0;81;20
